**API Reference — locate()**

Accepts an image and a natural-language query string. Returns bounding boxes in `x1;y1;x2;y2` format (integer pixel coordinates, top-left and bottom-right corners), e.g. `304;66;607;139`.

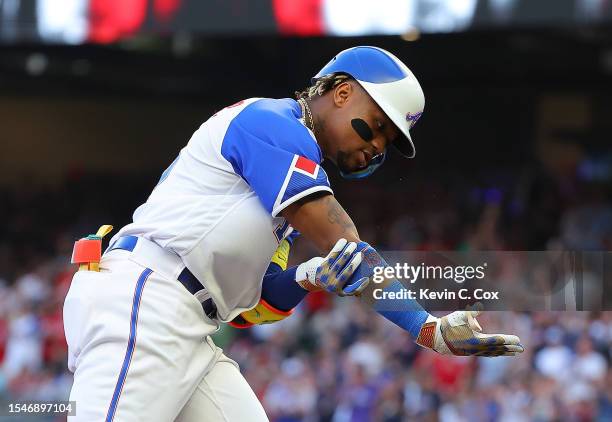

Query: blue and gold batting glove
295;238;369;296
416;306;525;357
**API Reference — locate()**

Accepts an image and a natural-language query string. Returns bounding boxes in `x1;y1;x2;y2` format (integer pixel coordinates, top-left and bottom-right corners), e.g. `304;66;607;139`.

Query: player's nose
370;135;387;155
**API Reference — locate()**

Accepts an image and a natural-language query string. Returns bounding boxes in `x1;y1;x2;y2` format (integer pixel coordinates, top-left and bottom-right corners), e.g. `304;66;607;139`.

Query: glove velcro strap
239;299;293;325
295;278;322;292
415;321;437;349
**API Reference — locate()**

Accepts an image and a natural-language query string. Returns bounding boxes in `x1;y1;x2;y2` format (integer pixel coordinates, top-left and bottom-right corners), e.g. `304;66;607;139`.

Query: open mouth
358;151;368;169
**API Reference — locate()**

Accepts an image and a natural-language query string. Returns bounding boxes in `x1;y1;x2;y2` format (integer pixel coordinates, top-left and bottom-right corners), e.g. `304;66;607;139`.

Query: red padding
228;320;254;329
71;239;102;264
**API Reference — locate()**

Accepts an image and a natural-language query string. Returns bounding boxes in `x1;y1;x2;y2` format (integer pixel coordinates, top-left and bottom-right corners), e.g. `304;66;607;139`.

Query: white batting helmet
313;46;425;177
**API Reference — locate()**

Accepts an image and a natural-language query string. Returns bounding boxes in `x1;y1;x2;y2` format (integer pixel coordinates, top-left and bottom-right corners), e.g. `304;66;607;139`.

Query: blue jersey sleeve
221;99;333;216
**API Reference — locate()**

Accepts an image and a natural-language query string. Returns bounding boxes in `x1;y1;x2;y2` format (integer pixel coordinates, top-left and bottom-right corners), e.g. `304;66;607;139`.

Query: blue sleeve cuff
356;243;430;338
260;266;308;312
373;279;429;338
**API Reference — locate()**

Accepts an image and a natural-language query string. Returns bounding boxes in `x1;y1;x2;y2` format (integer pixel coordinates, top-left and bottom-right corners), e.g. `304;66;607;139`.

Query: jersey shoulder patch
220;98;332;216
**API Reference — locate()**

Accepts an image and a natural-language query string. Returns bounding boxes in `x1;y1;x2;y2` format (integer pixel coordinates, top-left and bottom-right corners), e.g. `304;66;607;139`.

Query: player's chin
339;160;365;175
337;150;368;174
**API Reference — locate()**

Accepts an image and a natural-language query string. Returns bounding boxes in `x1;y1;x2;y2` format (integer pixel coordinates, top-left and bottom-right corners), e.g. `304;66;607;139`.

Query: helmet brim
358;79;419;159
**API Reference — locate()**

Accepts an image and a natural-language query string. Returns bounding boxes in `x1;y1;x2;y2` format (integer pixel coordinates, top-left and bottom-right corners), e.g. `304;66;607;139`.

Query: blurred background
1;0;611;421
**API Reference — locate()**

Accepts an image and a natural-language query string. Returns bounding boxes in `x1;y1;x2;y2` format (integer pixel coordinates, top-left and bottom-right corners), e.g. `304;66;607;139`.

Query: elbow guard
228;299;293;328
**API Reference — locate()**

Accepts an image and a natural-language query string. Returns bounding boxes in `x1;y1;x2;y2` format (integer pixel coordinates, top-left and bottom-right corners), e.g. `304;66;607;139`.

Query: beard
336;150;362;174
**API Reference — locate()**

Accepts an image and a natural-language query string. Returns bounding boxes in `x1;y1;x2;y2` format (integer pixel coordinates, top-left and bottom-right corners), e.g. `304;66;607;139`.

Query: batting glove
416;307;524;357
295;238;369;296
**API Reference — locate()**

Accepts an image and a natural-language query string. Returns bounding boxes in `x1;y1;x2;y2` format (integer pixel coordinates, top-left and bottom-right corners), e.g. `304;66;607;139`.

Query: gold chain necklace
298;98;315;133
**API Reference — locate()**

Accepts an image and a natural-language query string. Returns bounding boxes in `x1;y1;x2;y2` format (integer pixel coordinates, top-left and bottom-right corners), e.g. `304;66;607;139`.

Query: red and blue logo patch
277;155;330;205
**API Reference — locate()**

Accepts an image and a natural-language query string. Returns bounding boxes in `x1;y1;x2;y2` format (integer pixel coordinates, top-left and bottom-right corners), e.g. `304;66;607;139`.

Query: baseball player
64;46;524;421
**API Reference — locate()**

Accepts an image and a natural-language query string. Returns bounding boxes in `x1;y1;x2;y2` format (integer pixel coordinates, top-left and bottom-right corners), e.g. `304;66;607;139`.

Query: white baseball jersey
111;98;332;322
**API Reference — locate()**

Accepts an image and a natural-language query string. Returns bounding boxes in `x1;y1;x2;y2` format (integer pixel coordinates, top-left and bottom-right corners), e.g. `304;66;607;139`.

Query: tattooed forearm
281;193;360;252
324;196;358;236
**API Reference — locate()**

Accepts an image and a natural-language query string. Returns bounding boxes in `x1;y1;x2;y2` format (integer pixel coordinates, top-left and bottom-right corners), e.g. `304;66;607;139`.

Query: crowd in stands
0;164;610;421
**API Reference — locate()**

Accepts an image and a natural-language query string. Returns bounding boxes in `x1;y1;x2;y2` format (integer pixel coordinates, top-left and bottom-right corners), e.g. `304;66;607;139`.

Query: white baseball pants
63;249;268;422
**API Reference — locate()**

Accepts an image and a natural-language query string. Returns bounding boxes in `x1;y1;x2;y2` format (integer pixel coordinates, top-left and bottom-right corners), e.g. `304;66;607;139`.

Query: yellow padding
270;239;291;270
240;299;293;325
79;262;100;272
96;225;114;238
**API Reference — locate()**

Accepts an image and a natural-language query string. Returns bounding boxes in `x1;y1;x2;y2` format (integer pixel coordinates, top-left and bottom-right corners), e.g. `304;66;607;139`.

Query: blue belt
108;236;217;319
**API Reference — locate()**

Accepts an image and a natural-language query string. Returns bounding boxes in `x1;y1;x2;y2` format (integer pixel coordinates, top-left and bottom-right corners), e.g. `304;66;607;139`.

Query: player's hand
295;238;369;296
416;306;524;357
